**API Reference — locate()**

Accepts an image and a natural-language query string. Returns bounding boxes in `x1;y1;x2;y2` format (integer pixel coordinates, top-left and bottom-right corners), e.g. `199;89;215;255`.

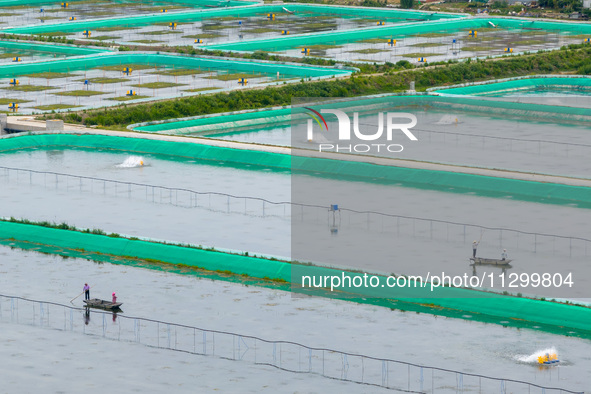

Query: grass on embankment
43;44;591;128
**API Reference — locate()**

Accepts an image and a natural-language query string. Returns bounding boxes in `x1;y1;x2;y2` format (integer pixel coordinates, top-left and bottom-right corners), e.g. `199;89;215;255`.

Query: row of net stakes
0;165;589;258
0;294;583;394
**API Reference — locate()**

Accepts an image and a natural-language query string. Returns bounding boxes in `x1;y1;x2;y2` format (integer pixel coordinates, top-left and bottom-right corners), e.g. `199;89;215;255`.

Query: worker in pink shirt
83;283;90;300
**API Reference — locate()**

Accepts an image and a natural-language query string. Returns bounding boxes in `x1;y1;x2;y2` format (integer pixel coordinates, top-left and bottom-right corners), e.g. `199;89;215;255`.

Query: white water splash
117;156;145;168
515;347;558;363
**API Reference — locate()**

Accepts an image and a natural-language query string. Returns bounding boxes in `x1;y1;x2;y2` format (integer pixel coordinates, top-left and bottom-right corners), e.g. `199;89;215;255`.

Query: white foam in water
515;347;558;363
117;156;145;168
435;114;462;125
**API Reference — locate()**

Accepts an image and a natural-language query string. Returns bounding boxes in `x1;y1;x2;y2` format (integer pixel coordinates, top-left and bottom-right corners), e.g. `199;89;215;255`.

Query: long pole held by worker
70;285;92;304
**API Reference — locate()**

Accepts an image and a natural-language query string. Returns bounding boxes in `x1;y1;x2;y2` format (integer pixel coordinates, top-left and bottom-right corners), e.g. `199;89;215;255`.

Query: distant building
584;0;591;8
569;11;589;19
504;0;536;5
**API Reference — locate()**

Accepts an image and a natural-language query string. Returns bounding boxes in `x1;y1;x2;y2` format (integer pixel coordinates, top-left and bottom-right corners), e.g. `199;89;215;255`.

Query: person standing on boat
501;249;508;261
83;283;90;300
112;292;117;304
472;241;479;258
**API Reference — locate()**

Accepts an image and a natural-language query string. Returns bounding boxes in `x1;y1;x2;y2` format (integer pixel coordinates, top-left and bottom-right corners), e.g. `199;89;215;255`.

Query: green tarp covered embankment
208;18;484;52
135;107;293;134
0;221;290;282
0;53;350;79
1;133;590;208
1;220;591;337
0;41;108;56
134;94;591;133
433;76;591;96
4;4;457;35
207;16;591;53
0;0;254;9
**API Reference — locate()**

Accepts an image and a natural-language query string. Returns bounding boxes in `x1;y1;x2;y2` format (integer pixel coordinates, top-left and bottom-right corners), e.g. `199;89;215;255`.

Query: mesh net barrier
0;41;108;56
1;133;590;208
5;5;458;35
433;76;591;96
136;107;293;133
0;53;350;79
1;220;590;337
208;18;484;52
0;0;255;9
136;93;591;130
207;17;591;52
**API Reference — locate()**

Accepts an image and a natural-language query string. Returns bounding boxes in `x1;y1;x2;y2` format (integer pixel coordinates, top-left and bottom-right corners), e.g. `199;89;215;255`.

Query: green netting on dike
4;4;457;35
207;17;591;52
1;221;590;337
135;94;591;133
0;0;255;8
433;76;591;96
1;133;590;208
136;107;293;134
0;53;350;79
208;18;484;52
0;41;108;56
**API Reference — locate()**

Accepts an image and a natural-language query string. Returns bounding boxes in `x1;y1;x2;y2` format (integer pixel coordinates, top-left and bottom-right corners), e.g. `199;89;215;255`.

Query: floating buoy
388;39;396;46
377;21;385;26
238;78;247;86
584;38;590;43
468;30;477;38
61;2;68;8
504;47;513;53
169;22;177;30
12;57;20;62
301;48;310;55
83;30;91;38
194;38;203;44
140;160;144;166
418;57;426;63
8;103;18;112
9;78;19;86
160;9;167;12
126;90;137;96
123;67;132;76
281;30;289;35
267;13;275;21
69;16;76;21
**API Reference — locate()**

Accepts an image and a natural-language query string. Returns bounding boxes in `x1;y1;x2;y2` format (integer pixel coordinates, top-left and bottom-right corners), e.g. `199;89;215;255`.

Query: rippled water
0;246;590;392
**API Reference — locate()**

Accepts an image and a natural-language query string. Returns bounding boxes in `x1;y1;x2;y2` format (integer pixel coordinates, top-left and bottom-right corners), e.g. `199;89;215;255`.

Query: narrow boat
83;298;123;310
470;257;512;266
